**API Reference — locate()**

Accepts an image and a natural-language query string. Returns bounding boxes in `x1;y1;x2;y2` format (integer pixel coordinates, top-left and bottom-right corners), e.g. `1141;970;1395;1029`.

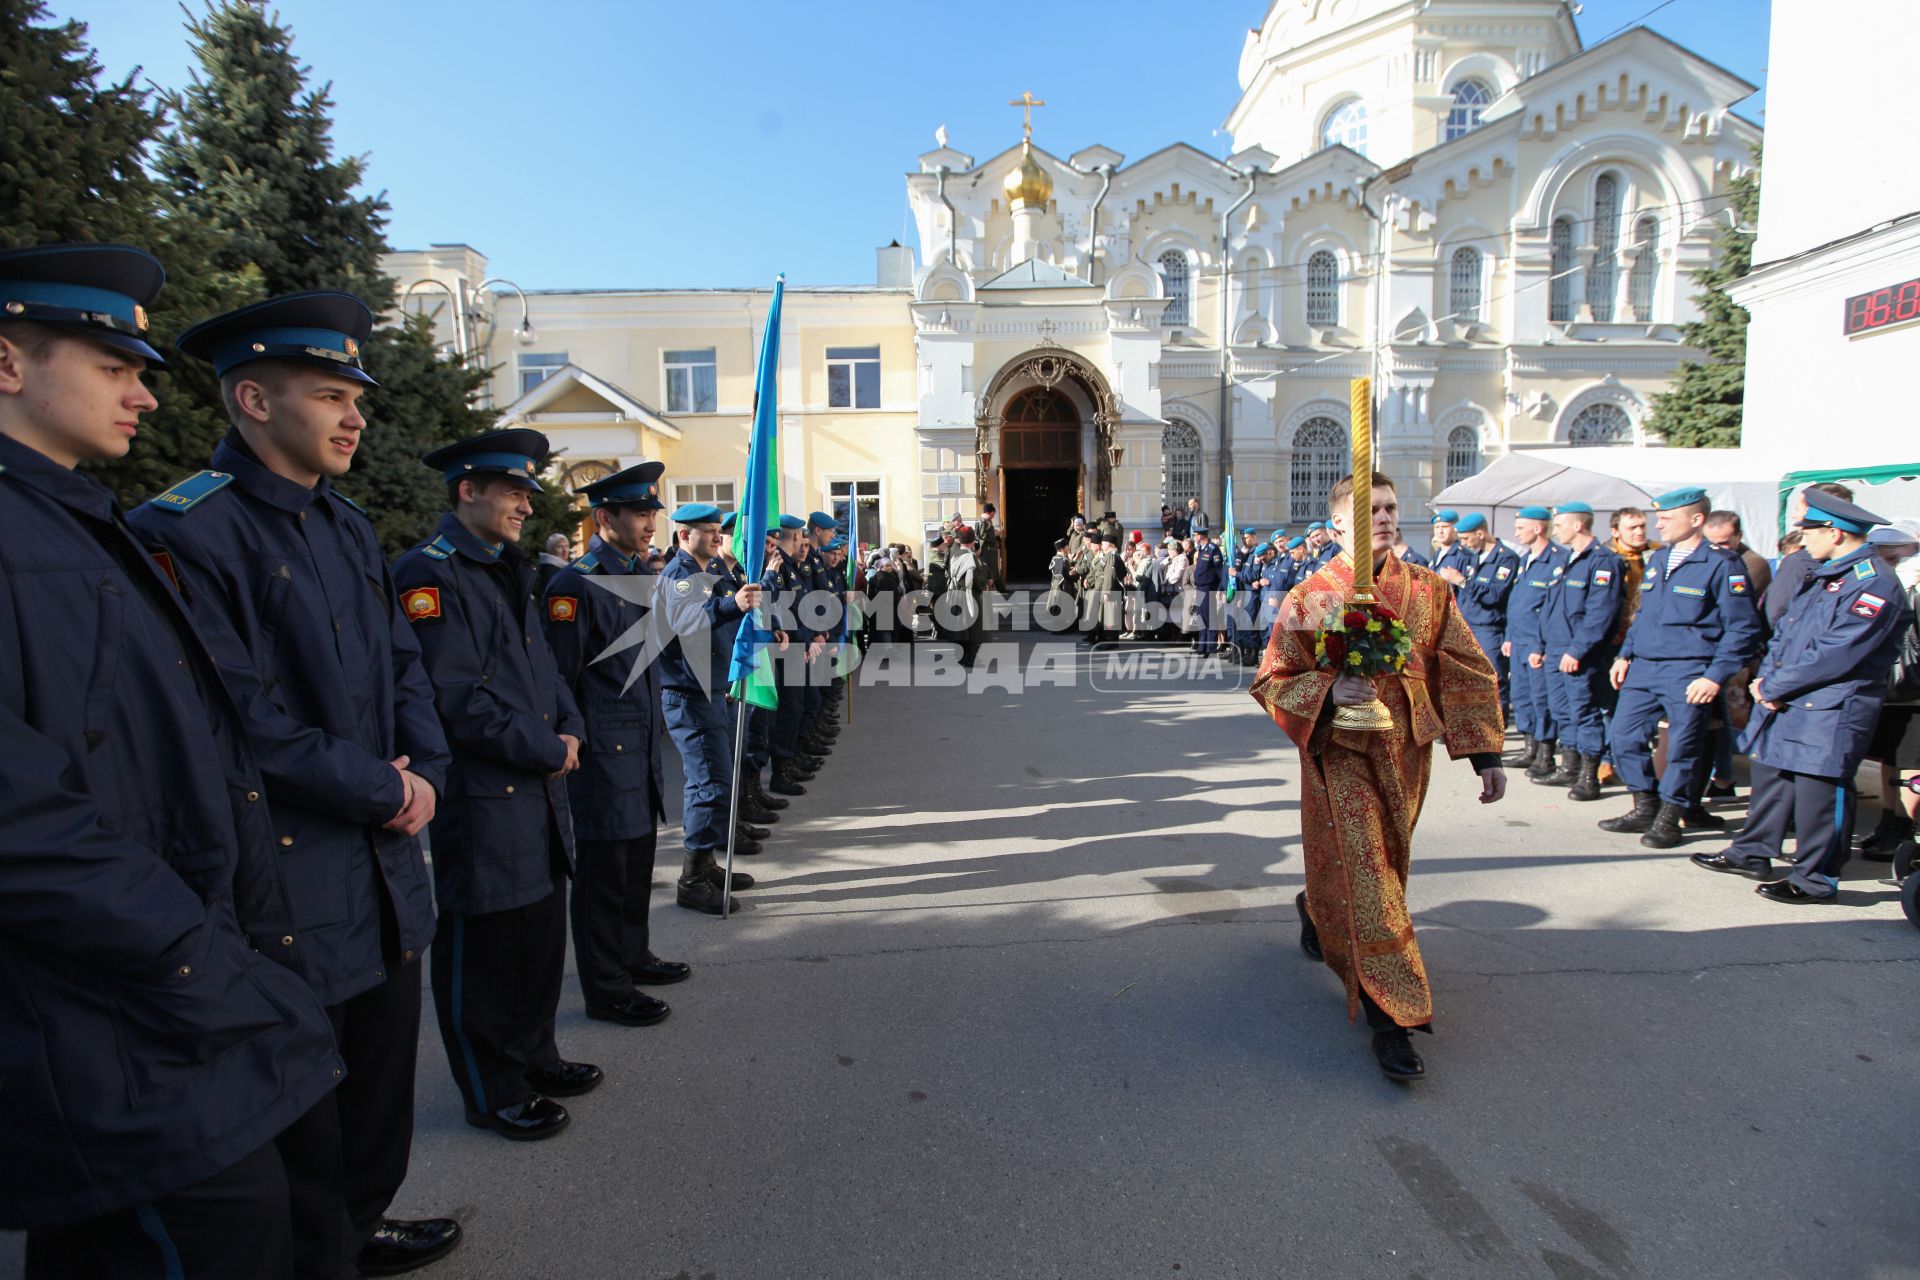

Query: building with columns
384;0;1759;579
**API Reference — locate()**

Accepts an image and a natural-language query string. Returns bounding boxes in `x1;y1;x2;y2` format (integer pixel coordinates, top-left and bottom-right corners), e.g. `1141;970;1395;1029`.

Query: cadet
659;503;765;913
1430;509;1474;591
543;463;693;1028
1191;526;1225;654
128;291;460;1276
1504;506;1564;777
1535;501;1625;800
764;515;818;796
1454;513;1520;717
1596;487;1763;849
1048;536;1072;593
1081;528;1123;643
395;428;599;1142
979;501;1002;590
0;244;340;1274
795;511;841;759
1695;495;1915;901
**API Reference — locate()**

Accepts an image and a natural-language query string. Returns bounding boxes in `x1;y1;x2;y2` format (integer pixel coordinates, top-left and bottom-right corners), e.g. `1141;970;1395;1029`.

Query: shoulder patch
1728;575;1748;594
421;534;456;561
149;470;234;514
330;490;369;516
1854;593;1886;618
572;552;600;574
1592;568;1613;586
548;595;579;622
1495;565;1511;580
1855;560;1878;580
400;586;442;621
673;578;693;596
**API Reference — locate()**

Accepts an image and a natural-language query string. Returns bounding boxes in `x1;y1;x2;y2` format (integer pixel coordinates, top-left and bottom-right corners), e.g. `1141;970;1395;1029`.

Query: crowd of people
0;247;860;1278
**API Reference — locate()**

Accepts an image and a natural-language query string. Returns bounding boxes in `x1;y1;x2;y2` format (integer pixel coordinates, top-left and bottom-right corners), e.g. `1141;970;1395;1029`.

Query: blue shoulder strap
572;552;600;574
420;533;456;561
331;490;370;517
148;470;235;514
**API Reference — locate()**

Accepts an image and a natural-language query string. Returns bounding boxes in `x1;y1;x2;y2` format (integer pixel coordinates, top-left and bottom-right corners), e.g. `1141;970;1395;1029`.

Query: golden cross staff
1333;375;1393;732
1009;91;1045;140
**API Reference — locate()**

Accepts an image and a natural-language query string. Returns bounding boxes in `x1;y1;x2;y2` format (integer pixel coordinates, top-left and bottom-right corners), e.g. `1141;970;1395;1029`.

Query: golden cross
1008;91;1046;140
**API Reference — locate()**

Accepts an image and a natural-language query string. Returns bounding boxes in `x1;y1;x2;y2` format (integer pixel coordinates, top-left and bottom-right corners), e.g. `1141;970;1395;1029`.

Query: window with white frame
1290;417;1349;522
829;479;881;549
827;346;880;409
670;479;737;512
1568;403;1633;445
1444;80;1494;142
1586;173;1622;322
1158;251;1190;326
1445;423;1482;486
1320;99;1368;157
517;351;567;396
1161;419;1202;508
1629;216;1660;322
1448;246;1482;323
1549;218;1576;323
664;348;717;414
1306;251;1340;327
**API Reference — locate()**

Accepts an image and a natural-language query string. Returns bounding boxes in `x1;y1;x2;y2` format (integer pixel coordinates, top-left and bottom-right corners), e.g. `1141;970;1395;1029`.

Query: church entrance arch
976;349;1119;585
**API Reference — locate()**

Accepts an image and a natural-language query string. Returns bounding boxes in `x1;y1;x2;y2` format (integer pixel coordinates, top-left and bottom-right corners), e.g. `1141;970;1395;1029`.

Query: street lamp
400;276;535;409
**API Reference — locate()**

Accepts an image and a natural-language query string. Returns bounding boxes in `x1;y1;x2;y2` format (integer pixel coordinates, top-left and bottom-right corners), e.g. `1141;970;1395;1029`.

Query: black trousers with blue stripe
1724;760;1855;898
429;872;567;1117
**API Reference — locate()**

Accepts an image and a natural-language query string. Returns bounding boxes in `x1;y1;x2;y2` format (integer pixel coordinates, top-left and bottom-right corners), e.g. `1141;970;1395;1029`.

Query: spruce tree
1648;149;1761;448
0;0;253;500
159;1;503;556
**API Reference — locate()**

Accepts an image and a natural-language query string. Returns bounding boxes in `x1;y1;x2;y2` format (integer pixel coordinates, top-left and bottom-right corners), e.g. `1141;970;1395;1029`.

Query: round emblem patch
674;579;693;595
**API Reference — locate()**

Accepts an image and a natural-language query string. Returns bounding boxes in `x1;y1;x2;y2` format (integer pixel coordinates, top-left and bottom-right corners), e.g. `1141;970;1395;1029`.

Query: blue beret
773;513;806;531
581;460;664;510
1652;487;1708;511
1287;536;1306;549
424;427;549;491
719;511;737;532
0;242;168;365
1306;522;1324;532
671;502;723;524
826;535;847;550
1558;501;1593;516
1455;513;1487;532
1432;509;1460;524
178;290;377;386
1800;495;1888;535
808;511;838;530
1517;505;1553;521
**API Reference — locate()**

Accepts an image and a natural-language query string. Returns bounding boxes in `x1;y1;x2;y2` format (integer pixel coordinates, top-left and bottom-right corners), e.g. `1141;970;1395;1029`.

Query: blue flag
728;277;783;709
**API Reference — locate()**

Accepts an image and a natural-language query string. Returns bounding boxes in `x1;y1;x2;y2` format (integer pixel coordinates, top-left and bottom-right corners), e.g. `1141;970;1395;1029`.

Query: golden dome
1003;139;1052;210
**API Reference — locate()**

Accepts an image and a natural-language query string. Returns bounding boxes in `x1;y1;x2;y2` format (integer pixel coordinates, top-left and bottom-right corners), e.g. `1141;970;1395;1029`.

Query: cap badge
133;304;149;332
344;337;359;358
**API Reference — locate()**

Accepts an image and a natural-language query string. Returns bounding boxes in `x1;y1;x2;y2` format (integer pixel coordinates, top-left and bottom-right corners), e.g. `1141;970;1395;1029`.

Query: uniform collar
1811;544;1875;578
213;431;327;515
0;431;118;521
437;510;508;562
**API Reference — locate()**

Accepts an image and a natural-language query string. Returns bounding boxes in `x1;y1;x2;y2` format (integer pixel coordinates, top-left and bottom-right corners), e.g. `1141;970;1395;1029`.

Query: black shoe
1526;740;1559;782
1639;801;1686;850
1372;1030;1425;1082
1860;809;1914;858
1705;778;1737;800
524;1060;602;1098
1690;852;1768;878
731;837;763;858
1756;880;1834;904
741;799;780;825
801;739;833;757
465;1096;569;1141
736;821;770;842
635;956;691;985
1680;806;1725;831
751;781;790;811
1598;791;1660;834
1567;754;1603;802
356;1217;462;1277
584;992;670;1027
705;861;756;890
795;754;824;773
676;879;743;914
1295;891;1322;961
770;768;808;796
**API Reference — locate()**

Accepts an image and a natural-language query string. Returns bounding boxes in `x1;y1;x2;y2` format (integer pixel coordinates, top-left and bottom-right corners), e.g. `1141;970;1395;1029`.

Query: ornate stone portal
973;349;1119;509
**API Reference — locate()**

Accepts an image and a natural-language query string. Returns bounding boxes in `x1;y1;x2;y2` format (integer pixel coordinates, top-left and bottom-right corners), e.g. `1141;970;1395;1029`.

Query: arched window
1290;416;1350;522
1445;79;1494;142
1586;173;1622;322
1629;216;1659;322
1158;251;1190;327
1549;217;1576;323
1306;250;1340;327
1569;402;1633;445
1161;419;1202;508
1445;423;1482;486
1320;99;1368;157
1448;246;1482;323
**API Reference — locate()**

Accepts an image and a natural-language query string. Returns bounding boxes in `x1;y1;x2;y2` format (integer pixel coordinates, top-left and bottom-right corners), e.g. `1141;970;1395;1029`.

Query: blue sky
54;0;1770;290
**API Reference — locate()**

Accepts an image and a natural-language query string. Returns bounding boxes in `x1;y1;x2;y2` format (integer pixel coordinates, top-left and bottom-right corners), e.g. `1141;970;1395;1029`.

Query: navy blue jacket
1432;541;1475;589
1191;541;1225;589
394;514;583;915
1541;538;1626;662
1399;546;1431;568
1619;542;1764;683
128;434;449;1006
1743;545;1913;776
659;546;747;694
1459;541;1522;631
544;546;667;841
1505;542;1565;652
0;435;340;1229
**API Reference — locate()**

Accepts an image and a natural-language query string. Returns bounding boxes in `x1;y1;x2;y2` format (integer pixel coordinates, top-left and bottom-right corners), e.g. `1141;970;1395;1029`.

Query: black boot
676;852;734;914
704;859;755;891
1639;801;1686;849
1597;790;1659;833
1860;809;1915;859
1525;738;1557;781
1372;1029;1426;1082
741;794;780;825
1295;891;1322;961
735;820;769;842
801;737;833;757
1681;805;1726;831
1567;754;1603;802
1505;733;1536;767
785;758;819;781
1538;745;1579;787
750;777;789;811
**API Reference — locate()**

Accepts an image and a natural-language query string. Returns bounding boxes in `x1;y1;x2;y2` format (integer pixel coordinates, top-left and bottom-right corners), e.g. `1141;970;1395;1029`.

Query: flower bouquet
1316;599;1410;732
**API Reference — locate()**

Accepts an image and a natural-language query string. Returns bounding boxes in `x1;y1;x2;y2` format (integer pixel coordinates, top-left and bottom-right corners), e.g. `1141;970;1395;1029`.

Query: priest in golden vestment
1251;472;1508;1081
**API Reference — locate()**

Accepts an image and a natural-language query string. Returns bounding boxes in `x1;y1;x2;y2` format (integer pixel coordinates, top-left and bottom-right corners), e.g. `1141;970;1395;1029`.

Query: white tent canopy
1432;448;1785;555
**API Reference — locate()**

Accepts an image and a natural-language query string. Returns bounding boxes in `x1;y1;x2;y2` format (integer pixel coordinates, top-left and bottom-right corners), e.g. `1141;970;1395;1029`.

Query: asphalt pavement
8;633;1918;1279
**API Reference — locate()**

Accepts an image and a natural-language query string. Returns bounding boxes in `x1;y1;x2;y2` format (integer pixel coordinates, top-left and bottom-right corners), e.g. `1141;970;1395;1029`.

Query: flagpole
720;695;749;918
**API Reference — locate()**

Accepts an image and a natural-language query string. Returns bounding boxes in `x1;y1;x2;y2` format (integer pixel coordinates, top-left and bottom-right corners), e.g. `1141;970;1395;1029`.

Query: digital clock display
1844;277;1920;336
